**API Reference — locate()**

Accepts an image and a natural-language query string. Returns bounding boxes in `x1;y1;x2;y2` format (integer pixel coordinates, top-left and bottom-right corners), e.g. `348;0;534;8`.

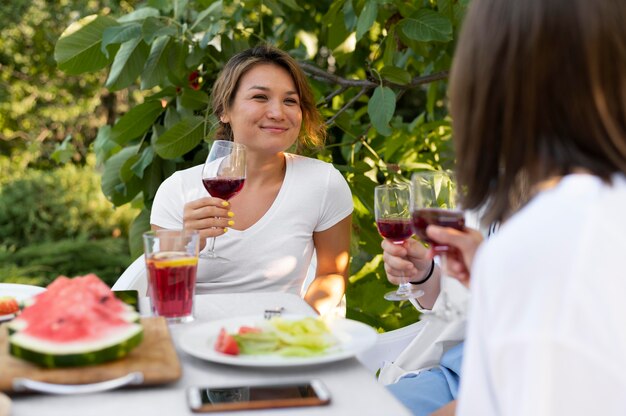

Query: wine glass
410;171;465;319
200;140;246;260
375;183;425;301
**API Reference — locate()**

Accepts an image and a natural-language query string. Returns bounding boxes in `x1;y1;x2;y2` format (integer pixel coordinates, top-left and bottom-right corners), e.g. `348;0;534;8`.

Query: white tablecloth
10;292;411;415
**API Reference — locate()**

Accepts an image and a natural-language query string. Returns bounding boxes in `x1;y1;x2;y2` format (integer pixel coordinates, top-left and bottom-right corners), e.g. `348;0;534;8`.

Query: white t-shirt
151;153;353;295
458;174;626;415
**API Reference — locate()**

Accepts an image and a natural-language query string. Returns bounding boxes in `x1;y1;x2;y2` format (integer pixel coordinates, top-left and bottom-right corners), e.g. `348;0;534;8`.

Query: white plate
0;283;46;321
179;314;378;367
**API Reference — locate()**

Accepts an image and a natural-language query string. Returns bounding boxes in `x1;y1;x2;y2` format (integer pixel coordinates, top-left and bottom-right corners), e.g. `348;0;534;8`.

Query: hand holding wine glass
200;140;246;260
411;171;465;319
375;183;424;301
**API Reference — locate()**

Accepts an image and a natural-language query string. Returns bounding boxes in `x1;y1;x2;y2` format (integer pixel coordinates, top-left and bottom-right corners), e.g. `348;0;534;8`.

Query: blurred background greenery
1;1;141;287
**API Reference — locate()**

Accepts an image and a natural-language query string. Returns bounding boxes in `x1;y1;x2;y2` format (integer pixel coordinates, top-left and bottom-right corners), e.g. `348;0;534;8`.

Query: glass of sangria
201;140;247;260
375;183;424;301
411;171;465;319
143;229;200;324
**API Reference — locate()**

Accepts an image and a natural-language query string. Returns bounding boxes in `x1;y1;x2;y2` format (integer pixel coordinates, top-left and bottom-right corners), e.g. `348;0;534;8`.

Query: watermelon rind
9;324;143;368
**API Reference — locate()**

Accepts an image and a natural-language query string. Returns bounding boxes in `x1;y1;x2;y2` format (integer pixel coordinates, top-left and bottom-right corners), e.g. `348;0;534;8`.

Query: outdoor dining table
10;292;411;415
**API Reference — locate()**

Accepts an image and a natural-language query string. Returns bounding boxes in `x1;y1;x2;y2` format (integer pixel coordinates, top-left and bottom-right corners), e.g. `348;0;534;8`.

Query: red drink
146;252;198;319
376;218;413;243
412;208;465;251
202;177;245;200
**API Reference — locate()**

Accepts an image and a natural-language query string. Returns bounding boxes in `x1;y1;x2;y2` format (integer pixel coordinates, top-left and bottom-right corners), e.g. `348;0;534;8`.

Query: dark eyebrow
248;85;298;95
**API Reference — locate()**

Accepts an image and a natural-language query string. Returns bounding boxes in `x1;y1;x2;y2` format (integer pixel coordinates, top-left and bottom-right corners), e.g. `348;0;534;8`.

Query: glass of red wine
375;183;425;301
411;171;464;319
200;140;246;260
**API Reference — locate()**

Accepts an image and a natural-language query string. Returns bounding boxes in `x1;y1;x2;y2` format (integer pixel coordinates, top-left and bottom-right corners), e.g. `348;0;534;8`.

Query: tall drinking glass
201;140;246;260
143;229;199;324
375;183;424;301
411;171;465;319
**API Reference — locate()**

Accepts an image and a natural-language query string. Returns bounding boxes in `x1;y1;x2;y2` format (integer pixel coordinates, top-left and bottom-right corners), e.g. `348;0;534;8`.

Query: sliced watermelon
10;324;143;368
8;274;143;368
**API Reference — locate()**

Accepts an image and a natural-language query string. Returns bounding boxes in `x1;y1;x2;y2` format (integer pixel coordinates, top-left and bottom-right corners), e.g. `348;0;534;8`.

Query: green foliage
53;0;467;331
0;155;136;249
0;0;140;166
1;238;131;288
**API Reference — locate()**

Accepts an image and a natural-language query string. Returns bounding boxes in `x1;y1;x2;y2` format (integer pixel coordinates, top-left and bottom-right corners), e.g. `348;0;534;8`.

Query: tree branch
298;62;449;90
325;86;372;126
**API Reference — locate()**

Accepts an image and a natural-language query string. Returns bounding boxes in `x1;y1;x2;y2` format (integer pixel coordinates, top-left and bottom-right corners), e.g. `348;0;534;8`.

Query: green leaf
400;9;452;42
101;23;142;58
349;254;382;284
380;66;412;85
148;0;171;13
110;101;164;145
142;16;177;44
343;0;357;32
382;27;397;66
427;80;438;118
54;15;119;75
120;153;141;182
356;0;377;41
368;86;396;136
264;0;285;16
190;1;223;30
102;145;141;205
117;7;160;23
94;125;119;166
179;88;209;110
323;0;346;24
154;116;204;159
141;35;171;89
277;0;303;12
105;37;150;91
50;135;75;164
327;11;350;51
164;107;182;129
129;209;151;259
131;146;154;179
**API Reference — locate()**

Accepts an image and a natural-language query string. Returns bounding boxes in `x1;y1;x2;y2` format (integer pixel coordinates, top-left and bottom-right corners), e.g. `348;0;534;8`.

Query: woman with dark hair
151;45;352;315
446;0;626;414
381;0;626;413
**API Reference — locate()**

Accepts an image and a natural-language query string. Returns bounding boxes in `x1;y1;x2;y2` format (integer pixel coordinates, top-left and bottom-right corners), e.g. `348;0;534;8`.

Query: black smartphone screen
201;383;315;403
188;381;331;412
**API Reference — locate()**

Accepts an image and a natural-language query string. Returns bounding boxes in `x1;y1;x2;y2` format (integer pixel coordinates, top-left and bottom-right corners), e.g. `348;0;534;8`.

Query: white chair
356;320;425;374
113;254;319;299
112;255;148;296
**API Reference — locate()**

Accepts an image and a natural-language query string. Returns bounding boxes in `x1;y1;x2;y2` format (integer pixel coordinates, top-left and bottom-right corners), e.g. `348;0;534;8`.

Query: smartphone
186;379;331;413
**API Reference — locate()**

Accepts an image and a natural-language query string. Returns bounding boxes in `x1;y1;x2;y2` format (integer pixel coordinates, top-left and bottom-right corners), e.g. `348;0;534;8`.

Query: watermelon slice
8;274;143;368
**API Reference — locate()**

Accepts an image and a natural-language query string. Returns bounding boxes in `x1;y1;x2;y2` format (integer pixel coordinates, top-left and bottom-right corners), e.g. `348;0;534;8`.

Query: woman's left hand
426;225;484;287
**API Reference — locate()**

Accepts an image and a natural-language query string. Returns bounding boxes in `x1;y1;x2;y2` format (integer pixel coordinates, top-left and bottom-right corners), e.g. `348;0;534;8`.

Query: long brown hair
211;44;325;149
450;0;626;224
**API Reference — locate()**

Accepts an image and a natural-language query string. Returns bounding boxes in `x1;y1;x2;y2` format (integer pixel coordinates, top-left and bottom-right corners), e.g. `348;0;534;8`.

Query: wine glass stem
396;272;412;295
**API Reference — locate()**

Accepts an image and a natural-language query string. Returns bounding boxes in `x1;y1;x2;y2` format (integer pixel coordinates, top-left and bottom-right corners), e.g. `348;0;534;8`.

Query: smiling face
220;63;303;155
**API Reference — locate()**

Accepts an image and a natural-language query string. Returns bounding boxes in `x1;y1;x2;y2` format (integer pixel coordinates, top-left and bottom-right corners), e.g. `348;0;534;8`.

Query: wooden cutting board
0;317;181;394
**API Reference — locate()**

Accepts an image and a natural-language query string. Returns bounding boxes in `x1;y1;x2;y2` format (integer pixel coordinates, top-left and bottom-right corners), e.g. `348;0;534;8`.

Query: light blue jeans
387;342;464;416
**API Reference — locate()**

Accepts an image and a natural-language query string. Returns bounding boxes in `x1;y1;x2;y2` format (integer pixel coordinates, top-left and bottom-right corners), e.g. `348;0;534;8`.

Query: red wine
412;208;465;251
376;218;413;243
202;177;245;200
146;252;197;319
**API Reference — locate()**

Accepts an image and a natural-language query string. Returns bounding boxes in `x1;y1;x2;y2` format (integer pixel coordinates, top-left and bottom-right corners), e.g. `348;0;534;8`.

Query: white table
11;292;411;415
